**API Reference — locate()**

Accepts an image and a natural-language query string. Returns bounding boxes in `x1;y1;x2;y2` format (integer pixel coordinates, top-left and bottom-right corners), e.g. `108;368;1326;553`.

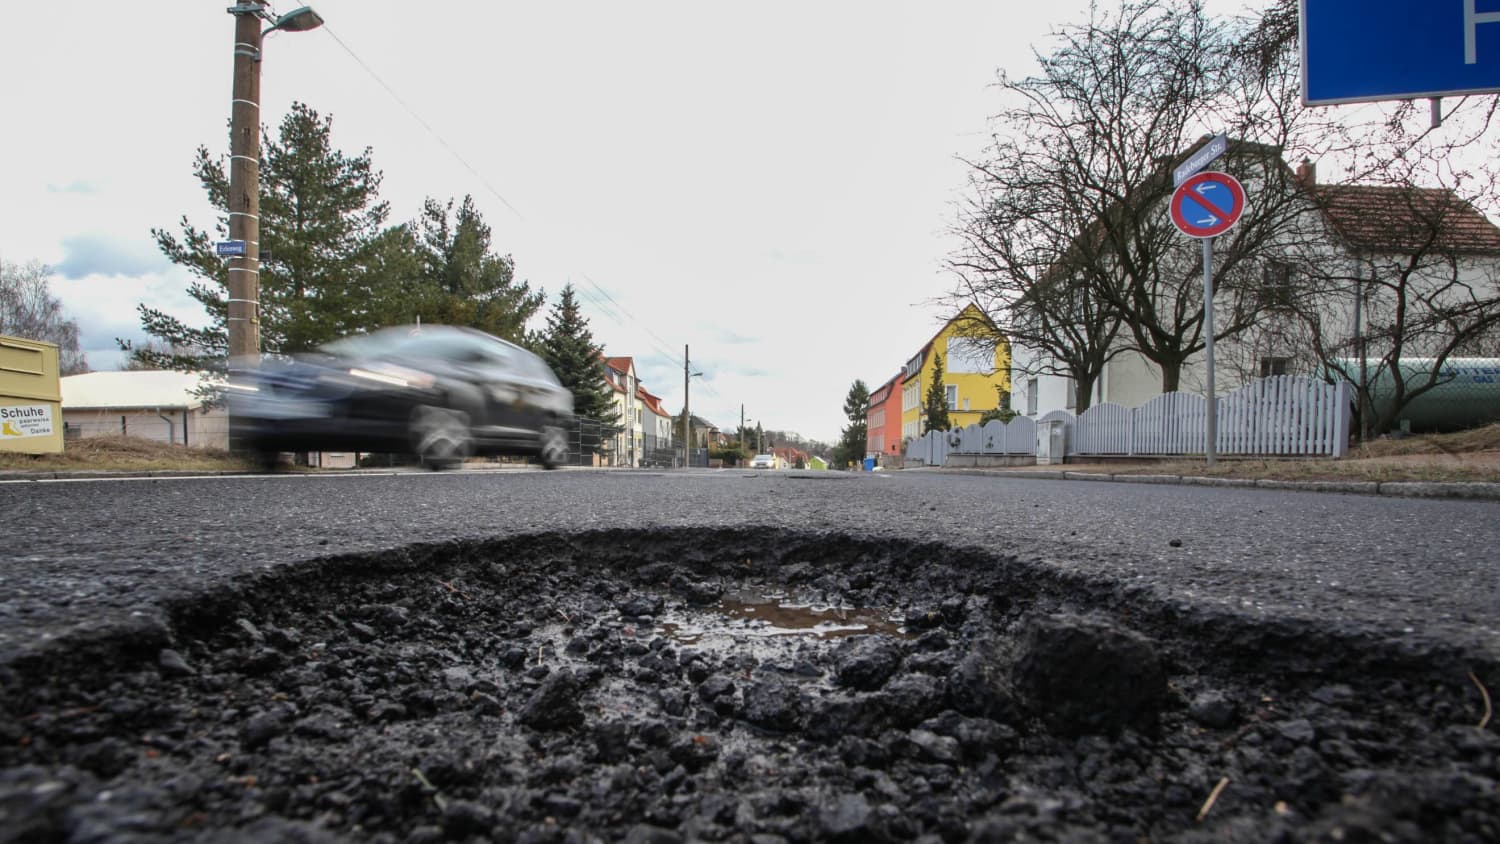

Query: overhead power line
316;26;732;408
319;25;525;222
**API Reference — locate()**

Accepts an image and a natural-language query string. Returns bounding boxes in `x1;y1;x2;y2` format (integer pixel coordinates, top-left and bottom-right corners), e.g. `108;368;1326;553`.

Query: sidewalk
926;462;1500;501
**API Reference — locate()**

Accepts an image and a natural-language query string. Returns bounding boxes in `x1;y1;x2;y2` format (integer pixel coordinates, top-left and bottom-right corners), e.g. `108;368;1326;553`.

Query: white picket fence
905;376;1351;464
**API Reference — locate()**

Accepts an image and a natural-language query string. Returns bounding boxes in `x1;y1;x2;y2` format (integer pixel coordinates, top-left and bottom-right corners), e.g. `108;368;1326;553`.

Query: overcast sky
0;0;1262;443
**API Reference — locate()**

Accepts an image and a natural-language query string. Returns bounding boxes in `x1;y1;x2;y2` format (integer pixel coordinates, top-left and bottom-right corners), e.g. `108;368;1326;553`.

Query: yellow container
0;334;64;454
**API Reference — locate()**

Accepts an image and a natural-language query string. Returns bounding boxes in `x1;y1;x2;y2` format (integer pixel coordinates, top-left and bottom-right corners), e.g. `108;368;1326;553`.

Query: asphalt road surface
2;466;1495;664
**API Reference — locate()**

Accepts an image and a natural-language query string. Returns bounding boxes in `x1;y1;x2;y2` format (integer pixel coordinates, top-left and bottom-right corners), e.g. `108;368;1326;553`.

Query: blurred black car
227;325;574;470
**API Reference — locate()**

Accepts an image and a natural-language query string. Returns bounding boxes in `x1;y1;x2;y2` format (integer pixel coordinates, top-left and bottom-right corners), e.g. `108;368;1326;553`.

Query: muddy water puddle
658;591;911;649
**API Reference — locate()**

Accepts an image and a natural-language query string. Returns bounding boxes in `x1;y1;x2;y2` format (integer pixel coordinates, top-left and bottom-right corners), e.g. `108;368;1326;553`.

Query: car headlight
347;364;435;389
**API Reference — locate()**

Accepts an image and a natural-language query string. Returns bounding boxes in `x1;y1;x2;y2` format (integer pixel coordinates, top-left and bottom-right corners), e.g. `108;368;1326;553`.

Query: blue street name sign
1302;0;1500;105
1173;134;1228;188
216;240;248;257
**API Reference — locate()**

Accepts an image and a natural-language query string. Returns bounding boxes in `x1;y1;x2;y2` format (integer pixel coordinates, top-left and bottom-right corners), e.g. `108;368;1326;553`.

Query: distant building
60;371;227;449
865;372;902;460
899;304;1012;441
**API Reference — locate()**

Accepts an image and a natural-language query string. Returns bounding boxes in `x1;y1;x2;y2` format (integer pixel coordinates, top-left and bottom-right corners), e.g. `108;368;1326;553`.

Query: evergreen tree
536;284;621;454
833;379;869;468
406;195;544;343
923;351;951;434
129;103;392;373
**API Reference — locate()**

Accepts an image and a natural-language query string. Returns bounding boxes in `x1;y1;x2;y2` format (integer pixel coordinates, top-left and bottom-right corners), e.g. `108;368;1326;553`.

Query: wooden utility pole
682;345;691;469
227;5;264;365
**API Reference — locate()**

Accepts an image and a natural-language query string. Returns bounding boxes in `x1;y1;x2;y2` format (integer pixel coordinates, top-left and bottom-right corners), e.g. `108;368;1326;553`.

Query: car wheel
410;405;472;470
538;424;568;469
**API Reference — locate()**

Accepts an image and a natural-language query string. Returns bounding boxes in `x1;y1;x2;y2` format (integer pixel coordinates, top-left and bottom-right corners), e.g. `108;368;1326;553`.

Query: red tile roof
637;386;670;417
1315;184;1500;254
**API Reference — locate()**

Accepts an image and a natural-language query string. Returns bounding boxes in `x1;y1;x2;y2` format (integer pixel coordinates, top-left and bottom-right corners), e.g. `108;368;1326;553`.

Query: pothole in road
2;528;1495;843
657;591;912;648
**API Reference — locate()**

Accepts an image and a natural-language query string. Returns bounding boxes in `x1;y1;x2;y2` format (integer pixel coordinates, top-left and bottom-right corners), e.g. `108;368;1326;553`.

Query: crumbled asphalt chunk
617;594;665;618
738;678;805;732
821;792;875;839
441;799;496;837
1188;690;1237;728
1013;612;1166;736
1278;718;1318;745
441;666;474;691
2;533;1497;842
517;669;585;730
834;636;902;690
241;706;293;749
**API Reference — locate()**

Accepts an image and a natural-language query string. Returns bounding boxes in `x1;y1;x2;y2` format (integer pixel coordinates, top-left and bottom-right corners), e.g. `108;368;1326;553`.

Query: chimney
1295;158;1317;187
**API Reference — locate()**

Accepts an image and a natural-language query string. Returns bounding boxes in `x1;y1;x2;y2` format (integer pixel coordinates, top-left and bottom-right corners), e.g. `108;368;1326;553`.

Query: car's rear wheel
538;424;568;469
410;405;472;470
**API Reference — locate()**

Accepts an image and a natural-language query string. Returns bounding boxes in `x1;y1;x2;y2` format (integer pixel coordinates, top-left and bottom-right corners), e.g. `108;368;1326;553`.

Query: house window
1261;262;1295;309
1260;356;1292;377
1026;378;1038;415
1065;379;1077;409
945;385;958;410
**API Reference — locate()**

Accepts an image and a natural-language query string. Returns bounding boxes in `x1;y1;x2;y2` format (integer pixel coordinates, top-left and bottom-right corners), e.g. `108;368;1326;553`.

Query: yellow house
900;305;1011;442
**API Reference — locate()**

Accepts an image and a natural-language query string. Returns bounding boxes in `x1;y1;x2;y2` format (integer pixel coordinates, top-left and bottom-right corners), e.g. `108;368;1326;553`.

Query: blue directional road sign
216;240;248;257
1302;0;1500;105
1170;172;1245;239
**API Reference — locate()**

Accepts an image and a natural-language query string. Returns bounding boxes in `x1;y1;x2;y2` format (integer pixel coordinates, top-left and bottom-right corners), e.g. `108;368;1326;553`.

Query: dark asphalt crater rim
5;527;1494;686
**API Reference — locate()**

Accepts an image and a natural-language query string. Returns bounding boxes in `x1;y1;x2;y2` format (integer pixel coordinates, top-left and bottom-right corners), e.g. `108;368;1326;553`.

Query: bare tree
1294;167;1500;437
0;259;89;375
948;0;1329;399
1235;0;1500;436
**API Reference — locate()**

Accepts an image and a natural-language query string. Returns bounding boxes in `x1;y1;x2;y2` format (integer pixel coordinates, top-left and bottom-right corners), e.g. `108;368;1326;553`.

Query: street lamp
224;3;323;370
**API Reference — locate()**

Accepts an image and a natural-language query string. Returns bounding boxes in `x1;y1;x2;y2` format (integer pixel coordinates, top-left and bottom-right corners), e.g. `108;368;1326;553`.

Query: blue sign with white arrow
1302;0;1500;104
1170;172;1246;239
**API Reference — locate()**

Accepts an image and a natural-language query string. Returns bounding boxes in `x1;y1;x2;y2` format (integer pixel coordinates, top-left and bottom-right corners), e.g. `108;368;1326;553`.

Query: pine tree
405;195;544;343
536;284;621;454
833;379;869;468
129;103;393;373
923;351;951;434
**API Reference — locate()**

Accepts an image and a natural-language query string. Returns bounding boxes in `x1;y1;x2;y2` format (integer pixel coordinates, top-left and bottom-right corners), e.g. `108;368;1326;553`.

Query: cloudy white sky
0;0;1262;443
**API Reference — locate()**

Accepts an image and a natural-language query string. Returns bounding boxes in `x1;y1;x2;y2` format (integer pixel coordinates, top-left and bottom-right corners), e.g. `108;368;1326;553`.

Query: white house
638;386;675;465
1013;156;1500;424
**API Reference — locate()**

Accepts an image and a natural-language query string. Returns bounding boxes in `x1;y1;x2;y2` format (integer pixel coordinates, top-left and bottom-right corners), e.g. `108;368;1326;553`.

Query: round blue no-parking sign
1170;171;1245;238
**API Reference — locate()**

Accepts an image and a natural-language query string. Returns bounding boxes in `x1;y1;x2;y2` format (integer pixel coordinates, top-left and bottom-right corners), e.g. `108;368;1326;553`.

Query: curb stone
937;466;1500;502
1255;479;1381;496
1377;481;1500;501
1111;474;1182;485
1180;476;1259;487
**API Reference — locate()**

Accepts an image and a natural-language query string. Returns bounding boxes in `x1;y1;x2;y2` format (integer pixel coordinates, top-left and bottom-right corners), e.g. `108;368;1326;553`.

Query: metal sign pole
1202;237;1216;467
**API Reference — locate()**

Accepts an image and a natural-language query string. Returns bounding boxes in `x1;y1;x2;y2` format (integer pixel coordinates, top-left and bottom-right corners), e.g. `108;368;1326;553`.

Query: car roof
322;325;528;357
